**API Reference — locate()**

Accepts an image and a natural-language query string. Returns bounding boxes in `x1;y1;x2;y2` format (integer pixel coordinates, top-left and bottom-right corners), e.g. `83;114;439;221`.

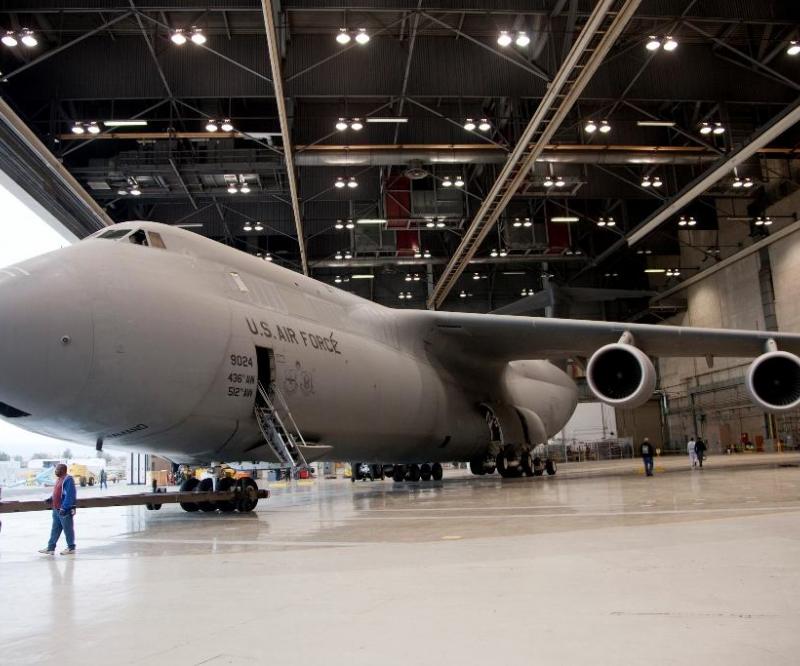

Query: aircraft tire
484;465;496;475
392;465;406;482
179;477;201;512
236;477;259;512
420;463;432;481
533;457;545;476
496;453;516;479
408;464;421;482
431;463;443;481
520;452;534;477
215;477;237;512
546;459;557;476
469;458;486;475
197;478;216;512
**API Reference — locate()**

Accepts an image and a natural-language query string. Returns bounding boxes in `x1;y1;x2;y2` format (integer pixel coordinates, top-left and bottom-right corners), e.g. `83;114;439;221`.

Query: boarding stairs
255;381;309;471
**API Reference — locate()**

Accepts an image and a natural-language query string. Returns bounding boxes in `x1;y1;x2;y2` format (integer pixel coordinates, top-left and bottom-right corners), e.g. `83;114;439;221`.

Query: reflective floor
2;455;800;665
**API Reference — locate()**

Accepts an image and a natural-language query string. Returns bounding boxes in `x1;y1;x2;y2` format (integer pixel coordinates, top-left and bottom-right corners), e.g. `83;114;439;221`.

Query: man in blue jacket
38;463;77;555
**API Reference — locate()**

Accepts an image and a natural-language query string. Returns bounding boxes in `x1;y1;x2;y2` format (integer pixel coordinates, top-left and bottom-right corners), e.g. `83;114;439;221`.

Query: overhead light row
404;273;422;282
512;217;533;228
497;30;530;47
441;176;464;188
2;29;37;48
463;118;491;132
666;268;682;277
787;41;800;56
171;27;206;45
584;119;611;134
520;288;534;297
398;291;413;300
71;121;101;135
700;122;725;135
336;28;370;45
564;248;584;256
335;117;363;131
604;272;620;278
413;249;432;259
425;217;447;228
117;177;141;196
227;176;251;194
472;272;488;280
333;275;351;284
459;290;470;299
754;216;773;226
677;215;697;227
334;176;358;189
543;176;566;188
255;252;273;261
206;118;234;132
489;248;508;257
732;176;754;189
596;216;616;227
641;175;663;187
334;219;355;230
335;250;354;260
242;222;264;231
646;35;678;52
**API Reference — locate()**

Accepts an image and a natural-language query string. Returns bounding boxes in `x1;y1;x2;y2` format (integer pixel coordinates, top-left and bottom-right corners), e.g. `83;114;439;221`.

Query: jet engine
586;343;656;409
745;351;800;412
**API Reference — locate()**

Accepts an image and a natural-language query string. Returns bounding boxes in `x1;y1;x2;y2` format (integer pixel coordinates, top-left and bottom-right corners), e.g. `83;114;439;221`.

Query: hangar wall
657;186;800;453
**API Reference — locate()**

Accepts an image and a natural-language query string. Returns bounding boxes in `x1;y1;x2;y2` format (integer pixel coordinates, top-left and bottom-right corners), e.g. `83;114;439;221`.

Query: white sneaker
38;548;54;555
60;548;75;555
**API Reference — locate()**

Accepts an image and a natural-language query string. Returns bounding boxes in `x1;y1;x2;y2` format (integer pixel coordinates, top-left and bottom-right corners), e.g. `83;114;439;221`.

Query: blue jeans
643;455;654;476
47;508;75;551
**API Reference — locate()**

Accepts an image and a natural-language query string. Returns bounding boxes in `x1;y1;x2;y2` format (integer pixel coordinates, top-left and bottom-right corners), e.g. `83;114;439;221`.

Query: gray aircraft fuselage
0;222;577;464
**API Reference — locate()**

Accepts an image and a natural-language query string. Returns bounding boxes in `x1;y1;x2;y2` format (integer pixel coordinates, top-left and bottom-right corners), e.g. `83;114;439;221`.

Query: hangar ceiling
0;0;798;316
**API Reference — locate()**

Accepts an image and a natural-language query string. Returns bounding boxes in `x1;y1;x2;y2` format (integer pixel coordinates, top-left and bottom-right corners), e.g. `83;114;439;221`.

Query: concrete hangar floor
2;455;800;666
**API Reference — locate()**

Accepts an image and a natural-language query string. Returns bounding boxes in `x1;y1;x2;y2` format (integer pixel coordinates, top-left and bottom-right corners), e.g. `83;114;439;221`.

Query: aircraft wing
428;311;800;361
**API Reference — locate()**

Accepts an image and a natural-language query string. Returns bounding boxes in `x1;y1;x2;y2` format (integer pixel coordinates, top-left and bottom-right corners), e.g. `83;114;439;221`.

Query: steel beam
427;0;642;309
261;0;308;275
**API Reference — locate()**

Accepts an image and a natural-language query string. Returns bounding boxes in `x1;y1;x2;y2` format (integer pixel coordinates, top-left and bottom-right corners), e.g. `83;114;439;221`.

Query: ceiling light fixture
512;218;522;228
347;176;358;189
346;219;355;229
335;118;348;131
103;120;148;127
788;41;800;56
442;176;453;188
652;176;662;188
478;118;491;132
190;27;206;45
20;28;37;47
515;31;530;47
599;120;611;133
551;216;578;223
636;120;676;127
646;35;662;51
227;183;238;194
663;35;678;51
644;268;666;273
220;118;234;132
2;30;18;47
584;120;598;134
543;177;554;187
71;123;85;135
497;30;512;47
641;177;652;187
459;290;467;298
463;118;476;131
350;118;363;131
243;223;253;232
336;28;351;44
254;223;263;231
732;177;743;189
355;28;370;45
554;177;566;187
366;117;408;124
334;177;346;189
454;176;464;187
523;218;532;227
205;120;219;132
87;121;100;135
712;122;725;135
170;28;187;45
743;177;754;188
335;219;344;229
356;219;387;225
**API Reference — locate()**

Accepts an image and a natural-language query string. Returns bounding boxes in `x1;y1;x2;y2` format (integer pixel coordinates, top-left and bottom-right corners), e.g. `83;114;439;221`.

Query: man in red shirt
38;463;77;555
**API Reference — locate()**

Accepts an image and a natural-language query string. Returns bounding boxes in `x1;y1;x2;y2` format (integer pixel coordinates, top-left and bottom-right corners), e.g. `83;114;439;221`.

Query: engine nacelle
586;343;657;409
745;351;800;413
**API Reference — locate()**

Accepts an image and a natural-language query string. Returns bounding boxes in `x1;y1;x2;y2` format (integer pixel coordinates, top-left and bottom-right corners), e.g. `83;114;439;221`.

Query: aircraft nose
0;259;93;419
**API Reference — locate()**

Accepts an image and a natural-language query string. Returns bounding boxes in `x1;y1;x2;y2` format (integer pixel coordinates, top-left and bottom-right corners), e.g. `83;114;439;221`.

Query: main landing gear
176;475;260;513
389;463;444;483
470;449;557;479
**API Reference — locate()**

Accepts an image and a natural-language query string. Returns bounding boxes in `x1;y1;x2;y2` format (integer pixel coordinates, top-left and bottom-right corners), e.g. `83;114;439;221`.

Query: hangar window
97;228;132;240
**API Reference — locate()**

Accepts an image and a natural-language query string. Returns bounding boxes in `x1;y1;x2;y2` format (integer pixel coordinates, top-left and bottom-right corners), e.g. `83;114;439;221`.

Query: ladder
255;381;308;471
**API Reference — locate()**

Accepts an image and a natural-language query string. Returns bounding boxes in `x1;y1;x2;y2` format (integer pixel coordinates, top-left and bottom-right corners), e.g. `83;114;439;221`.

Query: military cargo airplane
1;221;799;501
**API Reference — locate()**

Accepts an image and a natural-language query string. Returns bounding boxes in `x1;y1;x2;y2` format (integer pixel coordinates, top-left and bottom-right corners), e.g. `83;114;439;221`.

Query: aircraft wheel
520;452;534;476
215;476;237;512
420;463;432;481
469;458;486;476
431;463;443;481
484;465;496;475
408;464;421;482
236;477;259;512
179;477;200;512
546;459;558;476
393;465;406;482
496;453;516;479
533;457;545;476
375;465;386;480
197;478;216;512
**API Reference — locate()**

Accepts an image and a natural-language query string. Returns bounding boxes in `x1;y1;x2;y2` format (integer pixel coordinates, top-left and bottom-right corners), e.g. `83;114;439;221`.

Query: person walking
640;437;655;477
38;463;77;555
99;468;108;489
695;438;707;468
687;436;698;468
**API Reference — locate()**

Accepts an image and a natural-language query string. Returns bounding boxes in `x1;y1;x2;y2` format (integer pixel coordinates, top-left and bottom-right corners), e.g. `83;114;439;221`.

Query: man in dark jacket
694;438;707;468
640;437;655;477
38;463;77;555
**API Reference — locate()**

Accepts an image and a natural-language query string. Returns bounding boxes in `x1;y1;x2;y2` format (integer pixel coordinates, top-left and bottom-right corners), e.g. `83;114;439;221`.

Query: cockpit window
129;229;149;246
97;228;132;240
148;231;166;249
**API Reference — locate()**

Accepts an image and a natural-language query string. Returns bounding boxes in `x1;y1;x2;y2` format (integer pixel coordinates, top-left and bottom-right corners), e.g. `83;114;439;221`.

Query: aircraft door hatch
254;346;275;405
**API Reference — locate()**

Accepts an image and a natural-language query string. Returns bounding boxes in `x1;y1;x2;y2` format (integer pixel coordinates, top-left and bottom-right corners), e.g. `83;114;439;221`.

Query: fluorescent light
356;219;387;225
175;223;203;228
366;117;408;123
502;271;525;275
637;120;675;127
104;120;148;127
351;274;374;279
551;216;579;223
644;268;666;273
